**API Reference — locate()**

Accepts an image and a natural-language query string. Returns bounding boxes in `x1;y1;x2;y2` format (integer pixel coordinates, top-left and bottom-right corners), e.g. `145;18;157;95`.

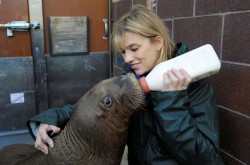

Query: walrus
0;73;144;165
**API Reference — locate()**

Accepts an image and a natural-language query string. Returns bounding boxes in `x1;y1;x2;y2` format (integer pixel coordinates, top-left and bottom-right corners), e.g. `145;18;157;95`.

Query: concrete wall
112;0;250;164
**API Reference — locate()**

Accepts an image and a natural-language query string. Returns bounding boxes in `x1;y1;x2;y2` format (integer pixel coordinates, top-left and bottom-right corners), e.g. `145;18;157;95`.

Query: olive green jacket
27;43;224;165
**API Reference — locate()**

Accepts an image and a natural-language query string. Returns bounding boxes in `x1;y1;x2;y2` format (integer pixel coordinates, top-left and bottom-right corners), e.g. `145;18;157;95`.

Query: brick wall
112;0;250;164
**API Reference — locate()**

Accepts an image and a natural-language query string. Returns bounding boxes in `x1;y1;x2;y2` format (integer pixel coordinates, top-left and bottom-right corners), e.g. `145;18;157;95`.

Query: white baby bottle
139;44;221;93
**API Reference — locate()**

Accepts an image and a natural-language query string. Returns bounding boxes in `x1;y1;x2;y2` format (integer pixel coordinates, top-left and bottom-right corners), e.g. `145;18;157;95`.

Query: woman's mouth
130;63;140;70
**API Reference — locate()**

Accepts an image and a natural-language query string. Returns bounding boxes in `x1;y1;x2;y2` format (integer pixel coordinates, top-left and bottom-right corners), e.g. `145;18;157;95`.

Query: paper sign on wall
10;92;25;104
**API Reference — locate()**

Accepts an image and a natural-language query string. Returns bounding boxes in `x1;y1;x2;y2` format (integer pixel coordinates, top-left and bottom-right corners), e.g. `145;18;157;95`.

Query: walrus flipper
0;144;38;164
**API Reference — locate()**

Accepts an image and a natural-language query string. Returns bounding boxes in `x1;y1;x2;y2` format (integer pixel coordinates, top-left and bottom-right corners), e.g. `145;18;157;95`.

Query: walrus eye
103;97;112;107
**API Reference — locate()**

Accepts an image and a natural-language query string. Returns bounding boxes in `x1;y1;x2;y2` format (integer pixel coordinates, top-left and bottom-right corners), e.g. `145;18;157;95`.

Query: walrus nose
118;75;131;88
120;75;128;81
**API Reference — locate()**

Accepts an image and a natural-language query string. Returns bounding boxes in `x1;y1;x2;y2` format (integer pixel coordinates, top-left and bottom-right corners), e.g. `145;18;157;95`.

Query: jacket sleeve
151;78;221;164
26;104;74;139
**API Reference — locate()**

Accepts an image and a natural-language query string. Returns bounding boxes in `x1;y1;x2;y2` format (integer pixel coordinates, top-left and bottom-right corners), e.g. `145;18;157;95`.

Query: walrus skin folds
0;74;144;165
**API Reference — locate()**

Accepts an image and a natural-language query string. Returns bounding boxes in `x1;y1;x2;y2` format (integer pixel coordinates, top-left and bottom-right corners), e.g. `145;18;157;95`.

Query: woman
27;4;224;164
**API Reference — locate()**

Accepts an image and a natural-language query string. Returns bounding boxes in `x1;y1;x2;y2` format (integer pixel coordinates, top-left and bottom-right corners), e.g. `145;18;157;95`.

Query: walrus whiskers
0;74;144;165
127;73;144;109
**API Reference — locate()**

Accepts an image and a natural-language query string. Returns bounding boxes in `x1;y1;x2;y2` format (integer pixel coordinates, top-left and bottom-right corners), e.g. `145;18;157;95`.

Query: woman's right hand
35;123;61;154
163;68;192;91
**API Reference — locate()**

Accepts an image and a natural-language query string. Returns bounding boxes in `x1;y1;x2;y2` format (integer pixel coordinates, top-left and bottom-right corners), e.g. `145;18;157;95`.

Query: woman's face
120;32;163;75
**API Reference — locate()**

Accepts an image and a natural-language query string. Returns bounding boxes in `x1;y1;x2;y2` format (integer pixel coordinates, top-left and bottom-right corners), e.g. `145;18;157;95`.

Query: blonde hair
112;4;175;63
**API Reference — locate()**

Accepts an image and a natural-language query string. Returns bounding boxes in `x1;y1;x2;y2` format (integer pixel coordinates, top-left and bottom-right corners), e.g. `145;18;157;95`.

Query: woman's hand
35;123;61;154
163;68;192;91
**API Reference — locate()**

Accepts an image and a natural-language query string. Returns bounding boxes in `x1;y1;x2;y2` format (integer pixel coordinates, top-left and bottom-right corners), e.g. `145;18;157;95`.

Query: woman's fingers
179;68;192;89
34;123;61;154
163;68;191;91
35;134;49;154
50;125;61;134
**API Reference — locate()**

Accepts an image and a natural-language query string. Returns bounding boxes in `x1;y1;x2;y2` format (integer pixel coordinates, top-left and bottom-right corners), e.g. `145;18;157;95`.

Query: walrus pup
0;73;144;165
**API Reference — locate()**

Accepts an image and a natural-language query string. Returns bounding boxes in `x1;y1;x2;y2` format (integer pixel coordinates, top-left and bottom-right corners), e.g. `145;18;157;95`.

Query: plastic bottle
139;44;221;93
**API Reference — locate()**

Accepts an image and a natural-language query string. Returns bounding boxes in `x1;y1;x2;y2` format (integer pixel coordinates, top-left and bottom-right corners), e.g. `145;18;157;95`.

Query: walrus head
50;73;144;164
75;73;143;123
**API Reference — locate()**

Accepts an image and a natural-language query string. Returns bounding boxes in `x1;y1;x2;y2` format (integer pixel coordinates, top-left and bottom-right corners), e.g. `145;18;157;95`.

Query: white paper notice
10;93;25;104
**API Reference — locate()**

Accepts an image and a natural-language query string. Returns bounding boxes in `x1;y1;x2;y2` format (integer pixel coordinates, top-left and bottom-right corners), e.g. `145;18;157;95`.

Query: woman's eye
103;97;112;107
131;48;138;52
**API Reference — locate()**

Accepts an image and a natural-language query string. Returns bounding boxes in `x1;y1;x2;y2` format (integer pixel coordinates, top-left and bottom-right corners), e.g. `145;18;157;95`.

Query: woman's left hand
162;68;192;91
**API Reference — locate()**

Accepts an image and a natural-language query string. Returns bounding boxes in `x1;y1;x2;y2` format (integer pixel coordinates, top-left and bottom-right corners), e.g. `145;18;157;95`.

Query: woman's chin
134;70;144;76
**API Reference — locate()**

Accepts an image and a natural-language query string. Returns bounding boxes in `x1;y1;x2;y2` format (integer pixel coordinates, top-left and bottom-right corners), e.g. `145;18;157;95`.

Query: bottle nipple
139;77;150;93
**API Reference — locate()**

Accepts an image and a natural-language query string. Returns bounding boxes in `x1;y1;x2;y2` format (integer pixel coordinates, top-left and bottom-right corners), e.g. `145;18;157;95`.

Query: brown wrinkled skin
0;74;143;165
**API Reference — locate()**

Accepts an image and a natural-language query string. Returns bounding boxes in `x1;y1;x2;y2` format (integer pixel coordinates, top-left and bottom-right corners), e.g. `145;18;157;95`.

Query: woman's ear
154;36;164;51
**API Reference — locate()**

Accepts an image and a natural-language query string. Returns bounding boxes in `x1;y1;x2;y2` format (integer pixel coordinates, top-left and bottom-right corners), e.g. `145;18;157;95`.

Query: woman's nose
123;52;134;63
